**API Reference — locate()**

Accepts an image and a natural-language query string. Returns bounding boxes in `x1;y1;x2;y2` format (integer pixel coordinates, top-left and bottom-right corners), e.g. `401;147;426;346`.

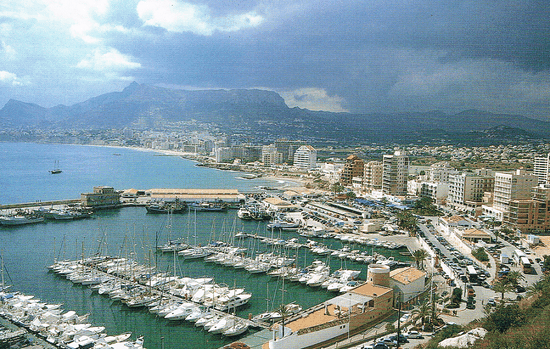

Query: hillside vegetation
422;274;550;349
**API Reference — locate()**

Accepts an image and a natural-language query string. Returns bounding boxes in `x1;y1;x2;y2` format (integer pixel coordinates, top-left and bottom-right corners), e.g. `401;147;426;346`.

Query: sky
1;0;549;116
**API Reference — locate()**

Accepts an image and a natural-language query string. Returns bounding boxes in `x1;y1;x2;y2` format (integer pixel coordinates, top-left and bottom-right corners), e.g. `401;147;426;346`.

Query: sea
0;142;411;349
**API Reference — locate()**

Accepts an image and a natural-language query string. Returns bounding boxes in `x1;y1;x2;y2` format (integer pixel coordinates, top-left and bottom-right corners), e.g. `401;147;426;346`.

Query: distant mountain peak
123;81;140;94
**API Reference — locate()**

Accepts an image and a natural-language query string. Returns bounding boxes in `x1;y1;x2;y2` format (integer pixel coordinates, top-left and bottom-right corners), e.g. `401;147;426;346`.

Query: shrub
472;247;489;262
485;304;525;333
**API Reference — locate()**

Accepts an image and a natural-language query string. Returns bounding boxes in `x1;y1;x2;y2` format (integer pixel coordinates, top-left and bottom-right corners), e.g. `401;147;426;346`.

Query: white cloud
0;71;24;86
77;48;141;72
280;88;348;113
137;0;263;35
1;40;16;60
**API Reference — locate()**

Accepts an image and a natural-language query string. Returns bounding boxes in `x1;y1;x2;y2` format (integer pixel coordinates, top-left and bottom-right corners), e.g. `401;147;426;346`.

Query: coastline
83;143;309;190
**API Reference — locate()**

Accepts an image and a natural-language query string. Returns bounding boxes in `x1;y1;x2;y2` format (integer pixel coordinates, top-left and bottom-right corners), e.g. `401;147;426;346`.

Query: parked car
372;343;389;349
389;334;409;343
399;313;411;323
405;331;424;339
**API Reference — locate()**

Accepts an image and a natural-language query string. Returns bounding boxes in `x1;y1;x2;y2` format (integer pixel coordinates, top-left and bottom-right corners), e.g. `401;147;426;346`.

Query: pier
0;199;81;210
50;257;270;332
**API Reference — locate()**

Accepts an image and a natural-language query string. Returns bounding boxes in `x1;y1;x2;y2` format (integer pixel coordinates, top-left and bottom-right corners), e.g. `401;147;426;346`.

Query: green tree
543;255;550;271
503;271;525;288
276;304;292;338
485;304;525;333
493;279;514;301
472;247;489;262
450;287;462;306
412;300;431;326
331;183;344;194
412;249;429;270
345;191;357;201
397;211;418;232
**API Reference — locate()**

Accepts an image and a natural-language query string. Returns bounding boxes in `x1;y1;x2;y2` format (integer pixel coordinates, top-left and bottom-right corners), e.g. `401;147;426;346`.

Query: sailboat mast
1;251;5;289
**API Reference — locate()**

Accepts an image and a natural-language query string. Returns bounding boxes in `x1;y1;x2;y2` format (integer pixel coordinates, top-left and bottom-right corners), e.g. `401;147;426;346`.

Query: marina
0;143;417;349
0;288;145;349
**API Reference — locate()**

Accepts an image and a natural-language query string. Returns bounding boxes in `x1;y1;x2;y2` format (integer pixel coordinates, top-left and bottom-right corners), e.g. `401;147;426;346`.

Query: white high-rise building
429;162;458;183
382;151;409;196
261;144;282;166
448;169;494;210
293;145;317;170
534;154;550;185
493;169;537;213
364;161;383;191
214;147;232;163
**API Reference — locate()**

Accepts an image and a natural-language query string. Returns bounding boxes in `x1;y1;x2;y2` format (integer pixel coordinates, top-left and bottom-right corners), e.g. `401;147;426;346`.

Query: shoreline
86;143;310;190
8;141;310;192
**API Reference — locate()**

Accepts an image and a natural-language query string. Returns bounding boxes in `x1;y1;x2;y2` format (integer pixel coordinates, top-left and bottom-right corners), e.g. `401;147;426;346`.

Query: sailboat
50;160;62;174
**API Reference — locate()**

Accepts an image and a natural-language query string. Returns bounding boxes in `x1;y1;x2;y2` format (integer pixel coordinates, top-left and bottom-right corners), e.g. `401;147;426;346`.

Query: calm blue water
0;142;293;204
0;142;410;349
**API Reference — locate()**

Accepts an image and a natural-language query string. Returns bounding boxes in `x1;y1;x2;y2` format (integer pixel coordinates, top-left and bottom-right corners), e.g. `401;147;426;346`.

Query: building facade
293;145;317;170
506;185;550;233
340;155;364;186
419;181;449;204
364;161;383;192
275;139;305;164
81;186;121;209
448;169;494;212
534;154;550;185
382;151;409;196
429;161;458;183
493;169;537;215
262;144;283;166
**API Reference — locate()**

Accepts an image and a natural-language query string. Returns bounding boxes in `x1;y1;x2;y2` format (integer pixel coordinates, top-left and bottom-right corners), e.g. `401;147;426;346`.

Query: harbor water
0;142;411;349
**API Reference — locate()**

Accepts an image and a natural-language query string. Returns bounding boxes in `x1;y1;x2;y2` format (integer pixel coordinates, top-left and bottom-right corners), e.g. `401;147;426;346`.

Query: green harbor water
0;142;411;349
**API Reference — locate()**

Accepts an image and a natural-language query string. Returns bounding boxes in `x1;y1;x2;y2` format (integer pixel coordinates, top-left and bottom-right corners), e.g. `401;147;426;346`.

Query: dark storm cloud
1;0;549;115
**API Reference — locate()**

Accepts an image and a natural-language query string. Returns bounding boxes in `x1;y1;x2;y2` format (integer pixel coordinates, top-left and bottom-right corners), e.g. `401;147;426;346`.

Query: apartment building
293;145;317;170
448;169;494;213
262;144;283;166
364;161;383;192
275;139;305;164
493;169;537;213
340;155;364;186
506;185;550;233
382;150;409;196
429;161;458;183
534;154;550;185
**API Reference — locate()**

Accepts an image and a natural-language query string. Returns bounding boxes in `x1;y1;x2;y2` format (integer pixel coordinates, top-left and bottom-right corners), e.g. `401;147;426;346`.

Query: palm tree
526;275;550;297
493;279;514;302
412;300;431;326
412;249;429;270
503;271;525;288
276;303;291;339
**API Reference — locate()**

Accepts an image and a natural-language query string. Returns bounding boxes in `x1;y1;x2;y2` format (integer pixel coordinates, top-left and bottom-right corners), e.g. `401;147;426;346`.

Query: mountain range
1;82;549;145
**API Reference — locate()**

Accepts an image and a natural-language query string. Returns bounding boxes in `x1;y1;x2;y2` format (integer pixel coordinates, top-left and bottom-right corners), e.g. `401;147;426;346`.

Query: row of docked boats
146;200;228;214
237;204;272;221
238;233;407;268
266;260;363;293
47;257;254;337
0;206;92;226
0;287;145;349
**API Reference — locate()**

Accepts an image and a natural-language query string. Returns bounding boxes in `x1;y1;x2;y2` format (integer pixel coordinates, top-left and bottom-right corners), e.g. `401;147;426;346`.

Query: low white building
438;215;475;235
420;181;449;204
262;197;299;212
389;267;426;305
